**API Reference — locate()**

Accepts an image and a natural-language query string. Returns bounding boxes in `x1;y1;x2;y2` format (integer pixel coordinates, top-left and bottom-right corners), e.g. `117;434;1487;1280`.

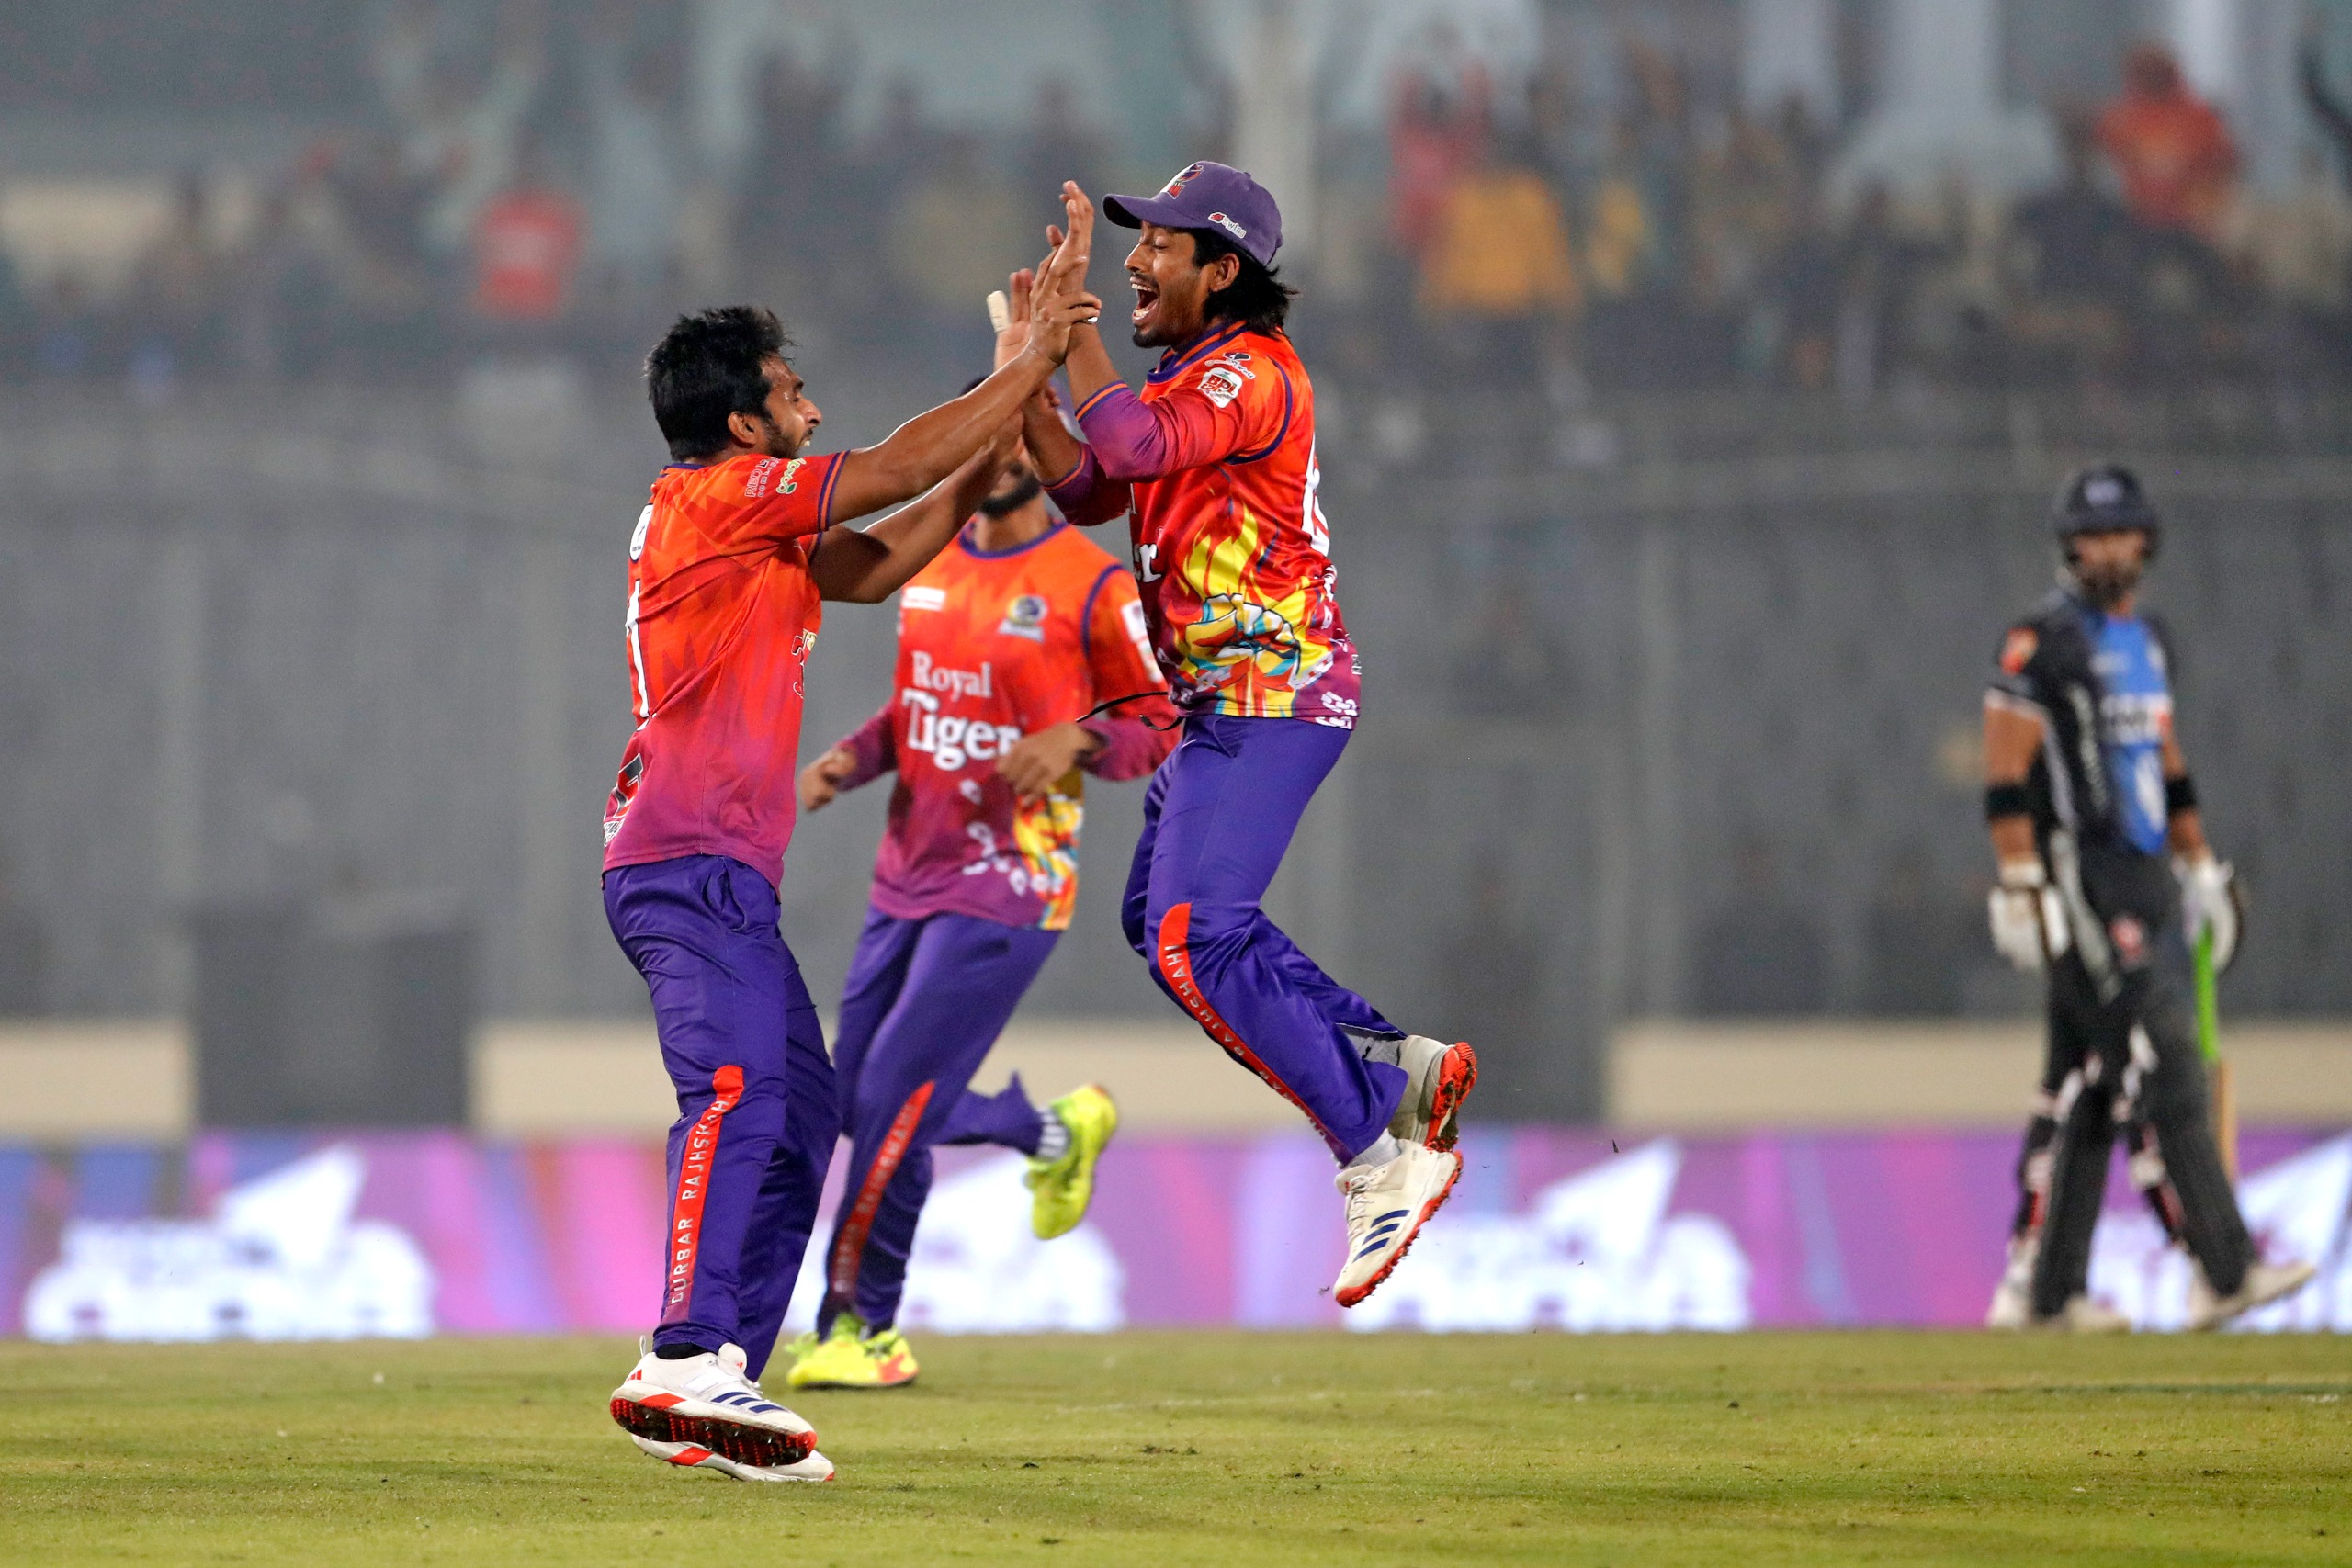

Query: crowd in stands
7;3;2352;413
1376;34;2352;409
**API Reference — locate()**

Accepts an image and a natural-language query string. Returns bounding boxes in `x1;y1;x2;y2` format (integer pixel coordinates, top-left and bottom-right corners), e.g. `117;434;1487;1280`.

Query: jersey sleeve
717;451;844;547
1042;446;1134;528
1985;620;2051;717
1073;351;1293;481
831;700;897;789
1077;562;1179;780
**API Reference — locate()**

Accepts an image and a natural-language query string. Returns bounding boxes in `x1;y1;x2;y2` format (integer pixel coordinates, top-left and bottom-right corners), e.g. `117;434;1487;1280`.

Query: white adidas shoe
1386;1036;1477;1152
1984;1235;2036;1330
1332;1141;1461;1308
609;1341;819;1473
628;1433;835;1483
2186;1258;2318;1331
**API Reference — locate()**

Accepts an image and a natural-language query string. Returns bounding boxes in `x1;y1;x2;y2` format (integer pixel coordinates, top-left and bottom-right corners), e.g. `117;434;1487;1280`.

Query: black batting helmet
2052;464;2160;558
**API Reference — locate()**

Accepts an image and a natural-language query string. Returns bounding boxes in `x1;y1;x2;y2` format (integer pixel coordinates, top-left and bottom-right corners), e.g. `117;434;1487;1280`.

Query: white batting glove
2174;853;2243;972
1989;860;2067;972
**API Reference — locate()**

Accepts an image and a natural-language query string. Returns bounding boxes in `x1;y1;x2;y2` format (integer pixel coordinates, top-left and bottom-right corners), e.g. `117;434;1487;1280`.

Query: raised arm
808;432;1011;604
826;215;1099;525
992;250;1131;525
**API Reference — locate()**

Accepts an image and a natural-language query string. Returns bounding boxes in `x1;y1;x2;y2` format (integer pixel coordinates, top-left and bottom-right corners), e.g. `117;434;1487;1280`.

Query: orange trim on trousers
828;1081;936;1307
662;1063;746;1323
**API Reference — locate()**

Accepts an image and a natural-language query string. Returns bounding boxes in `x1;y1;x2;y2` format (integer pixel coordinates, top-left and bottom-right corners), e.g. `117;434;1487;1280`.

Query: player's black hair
646;305;792;461
1183;228;1296;334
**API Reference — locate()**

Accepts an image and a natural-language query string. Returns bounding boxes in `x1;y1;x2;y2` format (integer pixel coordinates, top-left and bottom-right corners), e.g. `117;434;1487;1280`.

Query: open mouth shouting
1128;271;1161;335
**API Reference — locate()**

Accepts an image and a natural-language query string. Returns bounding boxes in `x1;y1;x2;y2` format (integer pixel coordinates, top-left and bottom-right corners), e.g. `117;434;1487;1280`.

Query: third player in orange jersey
785;405;1175;1389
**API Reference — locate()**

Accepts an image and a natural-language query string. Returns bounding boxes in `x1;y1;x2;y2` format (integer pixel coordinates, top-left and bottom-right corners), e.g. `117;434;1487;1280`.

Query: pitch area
5;1331;2346;1565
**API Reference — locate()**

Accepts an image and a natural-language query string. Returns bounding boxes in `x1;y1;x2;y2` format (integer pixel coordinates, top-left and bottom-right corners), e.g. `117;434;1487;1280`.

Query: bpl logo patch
998;592;1048;641
2000;627;2038;676
1197;366;1246;409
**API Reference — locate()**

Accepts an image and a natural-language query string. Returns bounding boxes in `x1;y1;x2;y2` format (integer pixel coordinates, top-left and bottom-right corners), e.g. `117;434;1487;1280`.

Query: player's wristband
1984;783;2031;822
2164;773;2199;815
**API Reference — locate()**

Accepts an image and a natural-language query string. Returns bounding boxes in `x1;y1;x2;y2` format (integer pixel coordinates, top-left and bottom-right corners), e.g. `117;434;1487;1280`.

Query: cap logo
2085;477;2122;506
1161;162;1205;197
1206;210;1247;240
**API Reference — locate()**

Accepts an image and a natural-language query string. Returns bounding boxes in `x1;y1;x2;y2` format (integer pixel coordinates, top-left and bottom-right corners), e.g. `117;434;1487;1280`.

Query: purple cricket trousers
1123;713;1408;1161
603;854;840;1381
819;906;1058;1334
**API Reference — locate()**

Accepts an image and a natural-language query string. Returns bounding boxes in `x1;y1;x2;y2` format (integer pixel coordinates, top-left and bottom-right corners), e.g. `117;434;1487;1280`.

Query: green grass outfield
5;1332;2348;1566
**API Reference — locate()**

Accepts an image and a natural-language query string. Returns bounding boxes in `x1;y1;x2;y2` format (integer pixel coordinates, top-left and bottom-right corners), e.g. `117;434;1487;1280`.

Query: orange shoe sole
609;1395;817;1470
1423;1042;1478;1152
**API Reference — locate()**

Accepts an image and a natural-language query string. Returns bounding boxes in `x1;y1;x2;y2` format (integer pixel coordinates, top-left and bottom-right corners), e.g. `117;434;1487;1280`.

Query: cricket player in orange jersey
1013;166;1475;1308
782;407;1176;1390
602;207;1101;1482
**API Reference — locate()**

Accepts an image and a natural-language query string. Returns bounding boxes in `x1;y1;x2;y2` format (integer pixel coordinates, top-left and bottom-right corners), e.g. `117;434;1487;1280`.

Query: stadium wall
2;383;2347;1125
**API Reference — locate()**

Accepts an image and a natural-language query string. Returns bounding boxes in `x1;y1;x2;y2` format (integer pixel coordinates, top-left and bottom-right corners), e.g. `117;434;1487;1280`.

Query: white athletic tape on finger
987;291;1011;333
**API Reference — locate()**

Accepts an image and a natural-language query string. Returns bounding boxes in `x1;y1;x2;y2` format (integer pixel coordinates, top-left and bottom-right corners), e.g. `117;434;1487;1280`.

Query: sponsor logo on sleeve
902;585;947;612
741;457;806;499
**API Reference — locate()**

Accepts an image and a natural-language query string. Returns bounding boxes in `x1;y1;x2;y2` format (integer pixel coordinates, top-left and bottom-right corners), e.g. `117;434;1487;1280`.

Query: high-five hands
1022;196;1101;367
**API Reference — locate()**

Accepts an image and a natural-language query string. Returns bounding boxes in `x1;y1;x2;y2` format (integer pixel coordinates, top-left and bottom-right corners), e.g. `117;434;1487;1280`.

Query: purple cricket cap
1102;161;1283;271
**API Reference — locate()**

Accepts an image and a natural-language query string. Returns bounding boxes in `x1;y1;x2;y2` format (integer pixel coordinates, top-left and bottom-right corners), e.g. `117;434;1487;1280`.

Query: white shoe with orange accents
1332;1141;1461;1308
609;1340;820;1476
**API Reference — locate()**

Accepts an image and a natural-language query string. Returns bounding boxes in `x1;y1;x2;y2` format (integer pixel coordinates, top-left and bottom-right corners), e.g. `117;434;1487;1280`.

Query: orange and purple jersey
602;449;846;886
1046;323;1360;727
829;522;1175;931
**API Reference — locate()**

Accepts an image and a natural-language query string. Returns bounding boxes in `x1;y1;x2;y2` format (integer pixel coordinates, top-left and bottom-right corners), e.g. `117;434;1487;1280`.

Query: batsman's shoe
1332;1141;1461;1308
1387;1037;1477;1152
2187;1258;2317;1330
1028;1084;1118;1240
609;1341;818;1471
784;1315;919;1391
2038;1293;2130;1334
1984;1236;2037;1330
629;1433;836;1483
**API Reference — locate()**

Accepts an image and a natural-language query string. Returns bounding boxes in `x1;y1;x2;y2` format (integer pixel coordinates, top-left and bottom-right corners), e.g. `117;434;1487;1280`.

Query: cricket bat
2195;926;2237;1181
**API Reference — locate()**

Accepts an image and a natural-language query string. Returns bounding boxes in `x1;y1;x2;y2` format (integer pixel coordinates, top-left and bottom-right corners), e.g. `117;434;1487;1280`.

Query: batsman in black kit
1979;467;2314;1331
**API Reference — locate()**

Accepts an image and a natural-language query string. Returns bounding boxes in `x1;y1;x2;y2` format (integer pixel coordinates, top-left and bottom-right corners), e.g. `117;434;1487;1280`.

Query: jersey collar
1146;320;1251;385
956;519;1065;559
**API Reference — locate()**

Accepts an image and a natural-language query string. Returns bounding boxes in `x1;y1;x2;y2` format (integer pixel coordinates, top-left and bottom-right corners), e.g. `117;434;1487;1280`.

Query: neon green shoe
783;1315;919;1391
1027;1084;1118;1240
